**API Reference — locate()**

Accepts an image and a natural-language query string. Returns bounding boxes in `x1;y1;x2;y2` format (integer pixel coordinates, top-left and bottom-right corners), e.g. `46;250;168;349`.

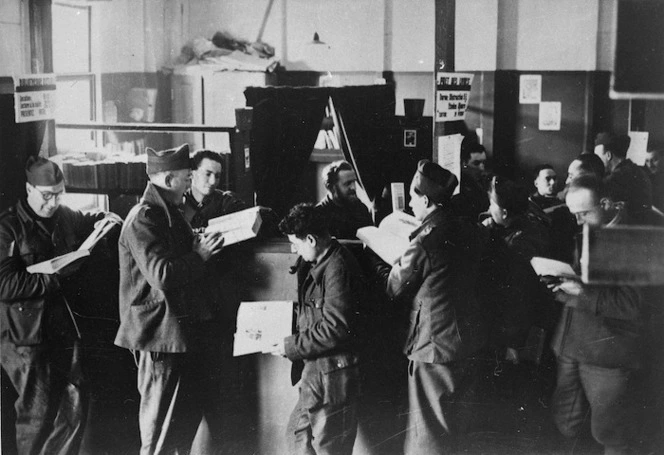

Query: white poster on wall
627;131;649;166
519;74;542;104
435;73;473;122
437;134;463;195
13;74;56;123
539;102;562;131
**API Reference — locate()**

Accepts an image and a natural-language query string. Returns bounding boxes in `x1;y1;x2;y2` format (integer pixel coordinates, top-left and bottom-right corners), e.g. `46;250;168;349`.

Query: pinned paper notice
437;134;463;195
539;102;561;131
627;131;649;166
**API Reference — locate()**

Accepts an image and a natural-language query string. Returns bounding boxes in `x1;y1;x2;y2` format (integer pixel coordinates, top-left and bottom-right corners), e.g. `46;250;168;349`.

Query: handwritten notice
435;73;473;122
437;134;463;195
519;74;542;104
13;74;56;123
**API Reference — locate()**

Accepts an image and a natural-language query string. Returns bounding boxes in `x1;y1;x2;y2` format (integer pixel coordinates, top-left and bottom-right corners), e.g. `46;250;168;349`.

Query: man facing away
316;160;372;239
371;160;487;454
0;156;121;454
114;144;225;455
594;132;654;224
550;174;644;454
270;203;365;454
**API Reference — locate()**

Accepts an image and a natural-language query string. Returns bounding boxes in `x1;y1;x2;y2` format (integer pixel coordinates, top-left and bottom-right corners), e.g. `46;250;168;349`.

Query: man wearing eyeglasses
549;174;643;454
0;156;122;455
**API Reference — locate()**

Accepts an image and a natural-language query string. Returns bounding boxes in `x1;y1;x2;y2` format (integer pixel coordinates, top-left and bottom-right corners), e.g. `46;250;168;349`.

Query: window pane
55;77;94;153
52;3;90;73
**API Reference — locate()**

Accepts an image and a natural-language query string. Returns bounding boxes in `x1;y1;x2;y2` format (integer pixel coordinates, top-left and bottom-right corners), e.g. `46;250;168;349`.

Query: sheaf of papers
356;211;421;265
530;257;577;278
233;301;294;357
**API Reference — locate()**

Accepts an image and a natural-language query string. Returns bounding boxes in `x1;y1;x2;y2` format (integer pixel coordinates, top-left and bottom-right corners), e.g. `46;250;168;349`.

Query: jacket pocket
0;300;44;346
319;353;360;406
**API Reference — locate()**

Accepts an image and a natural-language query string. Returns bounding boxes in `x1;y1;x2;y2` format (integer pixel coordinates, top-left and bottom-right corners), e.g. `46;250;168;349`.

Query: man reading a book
0;156;121;454
371;160;487;454
270;203;365;455
549;174;644;454
317;160;373;239
114;144;225;455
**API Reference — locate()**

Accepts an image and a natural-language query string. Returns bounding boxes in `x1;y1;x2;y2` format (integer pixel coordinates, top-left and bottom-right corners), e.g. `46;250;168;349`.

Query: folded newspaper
204;206;262;246
356;211;421;264
27;217;117;274
233;301;294;356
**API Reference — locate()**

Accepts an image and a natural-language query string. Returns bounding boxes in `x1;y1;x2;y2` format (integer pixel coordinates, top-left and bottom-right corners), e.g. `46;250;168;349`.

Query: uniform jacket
316;194;373;239
114;182;210;353
285;240;363;385
552;222;644;370
384;206;486;364
0;199;103;345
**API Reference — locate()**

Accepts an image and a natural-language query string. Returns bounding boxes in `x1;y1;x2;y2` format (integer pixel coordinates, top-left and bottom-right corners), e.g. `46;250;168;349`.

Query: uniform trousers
404;358;480;455
135;351;207;455
552;355;636;454
1;339;87;455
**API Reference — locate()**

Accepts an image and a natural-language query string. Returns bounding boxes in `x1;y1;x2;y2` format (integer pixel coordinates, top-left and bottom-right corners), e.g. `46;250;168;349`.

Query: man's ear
305;233;318;247
606;150;613;162
502;208;509;220
164;172;173;188
422;194;431;208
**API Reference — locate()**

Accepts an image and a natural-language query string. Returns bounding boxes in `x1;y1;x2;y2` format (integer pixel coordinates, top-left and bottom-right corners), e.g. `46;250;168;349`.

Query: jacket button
337;361;343;367
18;306;23;311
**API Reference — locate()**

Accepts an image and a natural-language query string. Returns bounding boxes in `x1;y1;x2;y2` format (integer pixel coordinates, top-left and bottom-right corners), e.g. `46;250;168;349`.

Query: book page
26;249;90;274
530;256;576;278
78;217;117;251
233;301;293;357
378;211;420;239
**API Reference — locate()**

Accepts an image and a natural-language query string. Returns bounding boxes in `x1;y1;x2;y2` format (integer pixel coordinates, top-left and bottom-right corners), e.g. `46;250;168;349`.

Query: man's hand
193;232;225;262
268;340;287;358
549;277;584;307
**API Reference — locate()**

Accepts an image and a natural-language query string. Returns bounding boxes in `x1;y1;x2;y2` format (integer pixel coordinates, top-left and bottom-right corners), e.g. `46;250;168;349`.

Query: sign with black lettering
13;74;56;123
435;72;473;122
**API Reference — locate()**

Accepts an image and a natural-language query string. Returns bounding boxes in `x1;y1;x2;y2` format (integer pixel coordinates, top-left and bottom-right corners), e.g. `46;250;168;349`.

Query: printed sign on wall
435;73;473;122
14;74;56;123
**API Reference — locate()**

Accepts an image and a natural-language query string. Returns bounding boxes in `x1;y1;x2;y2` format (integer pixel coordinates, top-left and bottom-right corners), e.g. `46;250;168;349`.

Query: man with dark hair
184;149;247;229
271;203;364;454
565;153;606;186
530;164;560;210
0;156;121;454
594;132;654;224
452;138;490;221
316;160;372;239
550;174;644;454
371;160;486;454
115;144;225;454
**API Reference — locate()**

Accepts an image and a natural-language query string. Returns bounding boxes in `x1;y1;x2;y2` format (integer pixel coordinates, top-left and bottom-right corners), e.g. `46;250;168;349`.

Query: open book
27;217;117;274
233;301;294;356
530;256;577;282
204;206;262;246
356;211;421;264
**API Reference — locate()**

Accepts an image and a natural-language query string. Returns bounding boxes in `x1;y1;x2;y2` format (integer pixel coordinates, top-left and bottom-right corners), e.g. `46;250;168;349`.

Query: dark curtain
331;85;396;202
245;87;329;217
244;85;396;217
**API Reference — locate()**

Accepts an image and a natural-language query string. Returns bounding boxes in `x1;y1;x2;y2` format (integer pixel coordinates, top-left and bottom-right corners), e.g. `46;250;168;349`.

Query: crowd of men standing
0;131;662;454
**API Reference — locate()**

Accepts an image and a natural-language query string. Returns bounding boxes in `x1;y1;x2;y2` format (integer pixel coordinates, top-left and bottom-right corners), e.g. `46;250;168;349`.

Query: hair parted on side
191;149;224;170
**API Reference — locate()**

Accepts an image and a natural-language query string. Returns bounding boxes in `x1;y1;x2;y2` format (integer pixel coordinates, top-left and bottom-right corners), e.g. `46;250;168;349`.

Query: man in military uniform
114;144;225;454
0;156;121;454
371;160;487;454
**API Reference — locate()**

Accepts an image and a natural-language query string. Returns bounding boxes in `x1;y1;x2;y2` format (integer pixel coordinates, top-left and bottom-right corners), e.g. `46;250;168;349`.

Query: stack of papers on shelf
356;211;420;264
233;301;294;356
204;206;262;245
27;217;117;274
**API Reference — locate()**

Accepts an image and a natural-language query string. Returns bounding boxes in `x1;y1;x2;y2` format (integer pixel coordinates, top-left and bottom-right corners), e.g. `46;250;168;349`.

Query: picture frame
404;129;417;148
